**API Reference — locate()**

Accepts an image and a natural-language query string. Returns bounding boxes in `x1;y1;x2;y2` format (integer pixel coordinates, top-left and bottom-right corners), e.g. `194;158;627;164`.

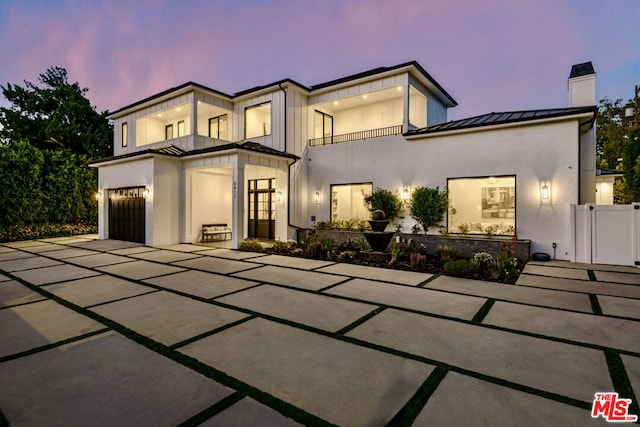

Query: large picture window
448;176;516;235
330;183;372;221
245;102;271;138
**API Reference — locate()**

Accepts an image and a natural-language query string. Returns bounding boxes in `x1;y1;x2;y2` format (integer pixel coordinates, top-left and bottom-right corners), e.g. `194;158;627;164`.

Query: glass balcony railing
308;125;403;147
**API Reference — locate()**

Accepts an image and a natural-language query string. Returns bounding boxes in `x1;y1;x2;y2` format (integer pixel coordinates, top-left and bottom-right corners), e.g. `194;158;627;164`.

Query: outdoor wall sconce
276;191;283;202
143;188;150;199
541;182;550;201
402;187;411;201
95;192;103;201
314;191;321;205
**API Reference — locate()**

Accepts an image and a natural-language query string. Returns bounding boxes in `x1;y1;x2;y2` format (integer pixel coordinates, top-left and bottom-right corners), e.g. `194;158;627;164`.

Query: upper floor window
177;120;185;137
209;114;228;140
245;102;271;138
165;124;173;140
121;122;128;147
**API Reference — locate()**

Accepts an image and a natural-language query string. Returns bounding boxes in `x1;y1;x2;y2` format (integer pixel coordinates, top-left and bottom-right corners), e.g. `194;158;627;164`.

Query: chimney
568;62;596;107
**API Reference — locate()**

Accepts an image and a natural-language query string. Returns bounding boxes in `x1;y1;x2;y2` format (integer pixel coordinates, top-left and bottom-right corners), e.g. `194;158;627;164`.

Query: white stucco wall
152;157;181;246
190;170;233;241
307;119;582;259
96;157;154;243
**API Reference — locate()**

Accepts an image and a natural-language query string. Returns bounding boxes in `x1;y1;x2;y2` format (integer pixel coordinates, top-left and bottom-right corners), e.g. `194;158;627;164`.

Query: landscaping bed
0;222;98;242
241;231;526;285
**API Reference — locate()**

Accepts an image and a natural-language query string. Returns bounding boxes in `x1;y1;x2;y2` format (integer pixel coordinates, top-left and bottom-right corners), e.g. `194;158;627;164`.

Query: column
191;99;198;136
231;157;245;249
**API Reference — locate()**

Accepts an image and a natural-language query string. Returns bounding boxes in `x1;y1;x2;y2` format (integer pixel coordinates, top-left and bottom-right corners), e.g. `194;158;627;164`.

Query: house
595;167;623;205
91;60;597;260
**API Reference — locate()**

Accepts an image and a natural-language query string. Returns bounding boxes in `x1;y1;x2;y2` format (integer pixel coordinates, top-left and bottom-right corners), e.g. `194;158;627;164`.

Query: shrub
435;245;457;262
239;239;264;252
409;186;448;234
410;252;428;271
443;259;477;277
472;252;494;269
315;219;370;231
270;239;297;254
457;223;470;235
336;251;357;262
0;222;97;242
363;187;403;221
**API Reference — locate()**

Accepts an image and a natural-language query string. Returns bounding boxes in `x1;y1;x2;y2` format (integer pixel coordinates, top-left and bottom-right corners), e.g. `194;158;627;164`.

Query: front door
248;179;275;240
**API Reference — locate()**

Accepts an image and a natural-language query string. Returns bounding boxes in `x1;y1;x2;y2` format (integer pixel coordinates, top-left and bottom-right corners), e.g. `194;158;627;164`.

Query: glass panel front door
248;179;275;240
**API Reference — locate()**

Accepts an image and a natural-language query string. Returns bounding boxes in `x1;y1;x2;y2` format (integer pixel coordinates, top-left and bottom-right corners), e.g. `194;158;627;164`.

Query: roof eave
309;62;457;107
107;83;233;119
404;110;596;139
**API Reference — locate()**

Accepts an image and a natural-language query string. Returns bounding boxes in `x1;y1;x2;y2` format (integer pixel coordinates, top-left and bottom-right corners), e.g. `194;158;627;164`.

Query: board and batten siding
234;90;286;152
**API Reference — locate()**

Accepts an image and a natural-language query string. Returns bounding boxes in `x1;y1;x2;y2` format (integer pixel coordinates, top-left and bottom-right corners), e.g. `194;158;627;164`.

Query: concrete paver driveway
1;235;639;426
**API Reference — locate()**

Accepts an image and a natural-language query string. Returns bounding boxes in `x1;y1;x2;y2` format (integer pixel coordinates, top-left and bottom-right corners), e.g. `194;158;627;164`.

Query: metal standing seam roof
89;141;298;166
405;106;597;136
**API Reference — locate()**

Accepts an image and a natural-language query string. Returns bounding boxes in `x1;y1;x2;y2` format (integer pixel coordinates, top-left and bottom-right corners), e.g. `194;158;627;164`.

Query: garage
108;187;145;243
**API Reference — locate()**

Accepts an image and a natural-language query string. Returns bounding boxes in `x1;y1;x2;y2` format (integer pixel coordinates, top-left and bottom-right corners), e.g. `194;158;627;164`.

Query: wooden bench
201;224;232;242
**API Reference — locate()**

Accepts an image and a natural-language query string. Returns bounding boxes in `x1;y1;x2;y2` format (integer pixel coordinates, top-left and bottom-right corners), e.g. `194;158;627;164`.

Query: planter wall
298;229;531;260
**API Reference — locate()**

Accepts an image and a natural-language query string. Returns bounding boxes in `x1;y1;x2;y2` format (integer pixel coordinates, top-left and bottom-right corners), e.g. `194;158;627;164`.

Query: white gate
571;203;640;266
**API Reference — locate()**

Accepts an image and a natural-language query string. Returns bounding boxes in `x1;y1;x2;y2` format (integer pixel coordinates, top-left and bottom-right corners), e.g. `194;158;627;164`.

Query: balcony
308;125;403;147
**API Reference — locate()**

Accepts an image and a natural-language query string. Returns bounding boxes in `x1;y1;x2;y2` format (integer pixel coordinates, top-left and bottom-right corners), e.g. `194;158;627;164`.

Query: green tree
620;127;640;202
363;187;403;221
597;97;630;169
0;66;112;159
409;186;448;234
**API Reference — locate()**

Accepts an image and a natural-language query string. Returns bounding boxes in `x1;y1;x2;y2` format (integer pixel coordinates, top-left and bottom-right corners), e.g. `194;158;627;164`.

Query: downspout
278;82;300;231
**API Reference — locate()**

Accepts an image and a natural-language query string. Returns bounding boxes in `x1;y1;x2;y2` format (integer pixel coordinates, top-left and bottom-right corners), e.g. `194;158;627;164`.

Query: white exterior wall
152;157;181;245
96;157;154;243
595;176;616;205
307;120;581;259
189;169;233;241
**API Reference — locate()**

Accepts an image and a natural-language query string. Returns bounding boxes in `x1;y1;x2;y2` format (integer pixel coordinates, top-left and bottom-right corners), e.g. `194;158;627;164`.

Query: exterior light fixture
276;191;283;202
314;191;321;205
143;188;150;199
402;187;411;201
95;192;103;201
541;183;550;200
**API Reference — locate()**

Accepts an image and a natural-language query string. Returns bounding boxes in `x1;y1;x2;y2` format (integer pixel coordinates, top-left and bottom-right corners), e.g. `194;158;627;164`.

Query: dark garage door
108;187;145;243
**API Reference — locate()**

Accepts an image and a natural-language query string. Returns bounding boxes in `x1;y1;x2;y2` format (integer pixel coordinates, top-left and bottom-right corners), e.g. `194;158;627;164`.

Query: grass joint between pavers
386;366;449;426
604;349;640;419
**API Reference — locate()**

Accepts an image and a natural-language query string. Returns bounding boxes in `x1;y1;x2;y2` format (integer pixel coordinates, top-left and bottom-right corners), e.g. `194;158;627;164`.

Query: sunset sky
1;0;638;120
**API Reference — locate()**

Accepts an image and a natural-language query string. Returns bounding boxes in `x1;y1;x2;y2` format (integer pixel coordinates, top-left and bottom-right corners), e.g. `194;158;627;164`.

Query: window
314;110;333;143
121;122;128;147
177;120;185;137
208;114;228;140
330;183;373;221
165;124;173;140
245;102;271;138
448;176;516;235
